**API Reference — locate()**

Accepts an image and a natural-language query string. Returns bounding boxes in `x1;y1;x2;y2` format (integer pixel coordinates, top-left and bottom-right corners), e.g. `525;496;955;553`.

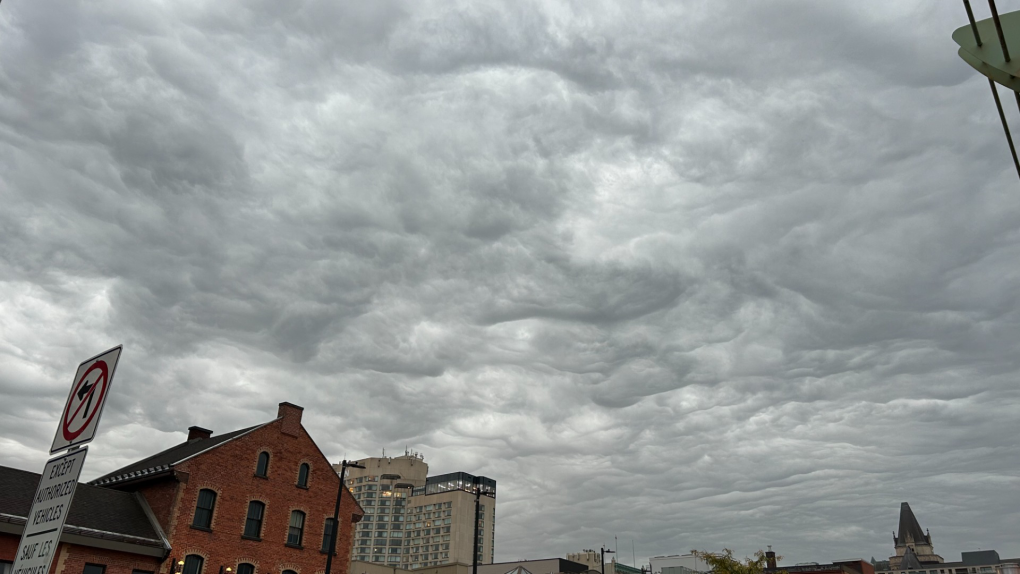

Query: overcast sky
2;0;1019;567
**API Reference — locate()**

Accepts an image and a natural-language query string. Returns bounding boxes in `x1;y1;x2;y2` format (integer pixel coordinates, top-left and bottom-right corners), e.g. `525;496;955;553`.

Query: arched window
182;555;204;574
282;570;297;574
236;564;254;574
297;463;309;488
287;510;305;546
244;501;265;539
255;452;270;477
321;518;337;554
191;489;216;529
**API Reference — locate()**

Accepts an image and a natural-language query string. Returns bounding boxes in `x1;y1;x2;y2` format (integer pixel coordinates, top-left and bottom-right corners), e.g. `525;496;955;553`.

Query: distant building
888;503;943;570
476;558;590;574
567;550;642;574
650;554;710;574
875;503;1019;574
341;454;496;569
765;557;875;574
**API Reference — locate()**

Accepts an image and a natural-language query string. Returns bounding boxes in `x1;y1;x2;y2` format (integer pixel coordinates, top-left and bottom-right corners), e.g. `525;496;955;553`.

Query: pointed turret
888;502;943;570
895;502;930;547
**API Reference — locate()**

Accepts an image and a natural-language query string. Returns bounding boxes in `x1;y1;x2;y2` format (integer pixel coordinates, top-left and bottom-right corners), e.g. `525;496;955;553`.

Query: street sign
11;447;88;574
50;345;122;454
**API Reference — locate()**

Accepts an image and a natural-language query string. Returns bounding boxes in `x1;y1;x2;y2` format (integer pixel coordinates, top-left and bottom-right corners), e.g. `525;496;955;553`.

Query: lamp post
601;546;616;574
472;477;482;574
325;459;366;574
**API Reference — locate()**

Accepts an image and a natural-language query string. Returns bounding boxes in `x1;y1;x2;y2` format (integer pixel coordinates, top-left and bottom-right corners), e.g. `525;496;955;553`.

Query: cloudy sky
2;0;1019;566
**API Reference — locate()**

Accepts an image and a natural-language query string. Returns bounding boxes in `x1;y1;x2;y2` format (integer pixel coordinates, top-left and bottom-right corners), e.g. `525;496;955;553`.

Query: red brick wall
153;416;362;574
51;543;162;574
135;478;183;534
0;533;161;574
0;532;20;562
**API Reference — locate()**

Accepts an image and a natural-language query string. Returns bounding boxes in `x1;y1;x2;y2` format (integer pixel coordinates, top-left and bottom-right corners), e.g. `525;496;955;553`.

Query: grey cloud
2;0;1020;567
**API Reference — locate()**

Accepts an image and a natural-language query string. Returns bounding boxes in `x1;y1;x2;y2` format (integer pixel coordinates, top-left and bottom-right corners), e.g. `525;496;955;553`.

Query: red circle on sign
62;360;109;441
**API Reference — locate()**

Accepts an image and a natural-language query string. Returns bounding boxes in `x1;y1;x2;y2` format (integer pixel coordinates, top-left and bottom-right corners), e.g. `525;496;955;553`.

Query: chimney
188;426;213;441
278;402;304;437
766;547;777;570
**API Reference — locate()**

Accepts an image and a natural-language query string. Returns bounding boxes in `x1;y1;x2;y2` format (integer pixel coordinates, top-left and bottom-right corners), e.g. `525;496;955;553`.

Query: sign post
11;345;122;574
12;448;88;574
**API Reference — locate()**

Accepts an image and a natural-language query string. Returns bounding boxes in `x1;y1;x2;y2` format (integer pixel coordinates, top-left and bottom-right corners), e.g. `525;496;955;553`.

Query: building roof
0;464;167;552
896;503;928;546
91;423;268;486
901;549;923;570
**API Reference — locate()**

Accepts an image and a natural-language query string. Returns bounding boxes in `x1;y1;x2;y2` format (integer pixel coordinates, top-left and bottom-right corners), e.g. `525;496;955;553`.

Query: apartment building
338;454;495;569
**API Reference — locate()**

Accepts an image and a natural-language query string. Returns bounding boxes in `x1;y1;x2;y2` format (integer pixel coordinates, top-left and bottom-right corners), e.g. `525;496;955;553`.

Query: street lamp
601;546;616;574
472;477;481;574
325;459;366;574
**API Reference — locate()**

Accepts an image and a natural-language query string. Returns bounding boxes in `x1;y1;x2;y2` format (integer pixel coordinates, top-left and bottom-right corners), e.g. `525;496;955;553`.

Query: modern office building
339;452;496;570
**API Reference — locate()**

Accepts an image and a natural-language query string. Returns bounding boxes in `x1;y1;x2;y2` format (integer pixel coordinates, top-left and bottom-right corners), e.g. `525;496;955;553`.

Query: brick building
0;465;170;574
1;402;362;574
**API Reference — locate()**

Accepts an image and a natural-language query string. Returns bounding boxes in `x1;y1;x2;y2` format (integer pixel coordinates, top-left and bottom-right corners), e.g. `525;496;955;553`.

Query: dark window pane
244;501;265;538
236;564;254;574
283;570;298;574
297;463;309;487
83;565;106;574
183;556;204;574
256;452;270;477
287;511;305;546
192;489;216;529
322;518;337;553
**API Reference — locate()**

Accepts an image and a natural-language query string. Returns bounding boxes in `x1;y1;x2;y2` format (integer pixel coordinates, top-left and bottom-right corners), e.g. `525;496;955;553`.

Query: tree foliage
691;549;785;574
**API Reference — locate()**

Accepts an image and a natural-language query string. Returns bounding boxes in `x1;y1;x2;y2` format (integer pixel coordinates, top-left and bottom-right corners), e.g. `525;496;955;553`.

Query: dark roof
901;548;922;570
92;423;266;486
0;465;164;545
896;502;928;546
962;552;1001;566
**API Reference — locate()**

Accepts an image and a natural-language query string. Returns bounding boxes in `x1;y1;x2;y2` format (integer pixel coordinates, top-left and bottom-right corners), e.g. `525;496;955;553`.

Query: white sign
50;345;122;454
11;448;88;574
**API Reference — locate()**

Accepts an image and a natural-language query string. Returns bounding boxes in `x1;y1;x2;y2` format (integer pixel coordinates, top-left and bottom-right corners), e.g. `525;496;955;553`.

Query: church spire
895;502;929;547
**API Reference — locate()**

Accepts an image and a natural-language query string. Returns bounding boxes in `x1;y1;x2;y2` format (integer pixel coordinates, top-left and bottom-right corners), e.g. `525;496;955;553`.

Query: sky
1;0;1019;567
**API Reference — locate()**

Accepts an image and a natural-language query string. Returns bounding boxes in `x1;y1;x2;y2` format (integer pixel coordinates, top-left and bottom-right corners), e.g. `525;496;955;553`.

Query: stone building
889;503;943;570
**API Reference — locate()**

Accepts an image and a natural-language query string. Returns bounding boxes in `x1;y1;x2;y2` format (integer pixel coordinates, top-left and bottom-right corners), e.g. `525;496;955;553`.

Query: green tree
691;549;785;574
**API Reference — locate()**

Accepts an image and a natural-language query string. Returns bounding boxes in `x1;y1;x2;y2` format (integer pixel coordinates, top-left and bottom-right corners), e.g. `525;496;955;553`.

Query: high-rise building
338;452;496;570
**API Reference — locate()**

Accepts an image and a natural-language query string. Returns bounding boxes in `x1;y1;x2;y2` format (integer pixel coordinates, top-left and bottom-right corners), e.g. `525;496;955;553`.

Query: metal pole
325;461;349;574
601;547;606;574
989;0;1011;61
472;478;481;574
964;0;983;46
989;78;1020;179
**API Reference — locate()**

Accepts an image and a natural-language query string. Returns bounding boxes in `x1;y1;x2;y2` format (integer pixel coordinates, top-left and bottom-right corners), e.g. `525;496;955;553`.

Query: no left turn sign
50;345;122;454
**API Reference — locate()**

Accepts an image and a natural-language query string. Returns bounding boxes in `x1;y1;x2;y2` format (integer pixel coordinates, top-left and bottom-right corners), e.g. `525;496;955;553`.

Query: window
83;566;106;574
244;501;265;539
1;564;14;574
236;565;254;574
322;518;337;554
256;452;270;477
183;556;204;574
297;463;310;488
283;570;297;574
192;489;216;529
287;510;305;546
